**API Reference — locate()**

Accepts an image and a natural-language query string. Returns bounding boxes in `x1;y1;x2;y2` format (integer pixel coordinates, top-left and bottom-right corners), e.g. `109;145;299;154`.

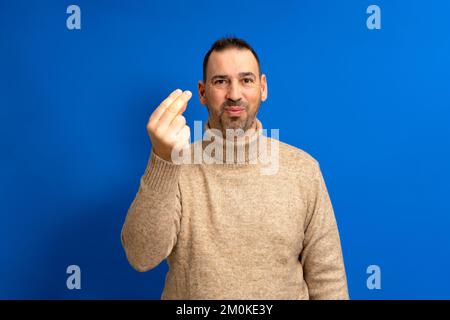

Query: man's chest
177;168;309;261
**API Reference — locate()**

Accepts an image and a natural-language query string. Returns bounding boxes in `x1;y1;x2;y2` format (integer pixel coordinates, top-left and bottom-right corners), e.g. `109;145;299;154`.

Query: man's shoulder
269;138;321;175
276;139;318;163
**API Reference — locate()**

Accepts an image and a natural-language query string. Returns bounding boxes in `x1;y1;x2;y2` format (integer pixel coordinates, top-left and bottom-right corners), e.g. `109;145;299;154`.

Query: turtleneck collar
201;118;265;165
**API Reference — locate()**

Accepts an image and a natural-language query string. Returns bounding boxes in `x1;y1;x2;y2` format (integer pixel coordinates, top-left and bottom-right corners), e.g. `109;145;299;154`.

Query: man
121;37;349;299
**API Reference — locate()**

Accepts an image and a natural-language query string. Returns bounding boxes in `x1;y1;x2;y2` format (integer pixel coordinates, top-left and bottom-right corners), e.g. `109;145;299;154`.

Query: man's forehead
207;48;259;76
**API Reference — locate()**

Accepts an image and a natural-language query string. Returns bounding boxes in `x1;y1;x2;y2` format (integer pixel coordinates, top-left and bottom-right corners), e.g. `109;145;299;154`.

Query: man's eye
243;78;254;84
214;79;227;85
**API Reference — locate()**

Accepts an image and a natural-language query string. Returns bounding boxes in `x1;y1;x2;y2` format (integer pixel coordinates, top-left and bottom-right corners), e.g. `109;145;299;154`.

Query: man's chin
222;118;246;132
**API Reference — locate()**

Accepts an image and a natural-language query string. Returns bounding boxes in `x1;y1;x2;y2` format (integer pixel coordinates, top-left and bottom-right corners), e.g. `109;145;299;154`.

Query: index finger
167;90;192;115
158;90;192;126
150;89;183;123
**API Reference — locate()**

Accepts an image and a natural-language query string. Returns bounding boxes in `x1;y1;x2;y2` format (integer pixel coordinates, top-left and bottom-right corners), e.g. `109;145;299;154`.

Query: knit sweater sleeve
121;150;182;272
300;163;349;299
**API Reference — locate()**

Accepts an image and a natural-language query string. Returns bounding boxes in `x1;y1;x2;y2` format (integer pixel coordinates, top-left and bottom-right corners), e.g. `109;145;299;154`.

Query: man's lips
224;106;245;115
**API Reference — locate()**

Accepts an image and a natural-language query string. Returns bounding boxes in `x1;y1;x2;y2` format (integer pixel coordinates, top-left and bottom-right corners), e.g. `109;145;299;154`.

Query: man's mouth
224;106;245;116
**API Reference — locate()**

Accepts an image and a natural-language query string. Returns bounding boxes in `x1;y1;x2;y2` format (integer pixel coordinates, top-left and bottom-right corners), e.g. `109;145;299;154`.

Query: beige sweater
121;119;349;300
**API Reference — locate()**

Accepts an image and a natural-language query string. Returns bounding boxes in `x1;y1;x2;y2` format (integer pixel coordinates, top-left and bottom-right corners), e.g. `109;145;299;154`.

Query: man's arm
300;163;349;299
121;151;182;272
121;89;192;272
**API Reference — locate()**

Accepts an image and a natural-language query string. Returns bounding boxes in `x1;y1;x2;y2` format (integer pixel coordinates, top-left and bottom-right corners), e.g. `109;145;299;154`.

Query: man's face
198;48;267;136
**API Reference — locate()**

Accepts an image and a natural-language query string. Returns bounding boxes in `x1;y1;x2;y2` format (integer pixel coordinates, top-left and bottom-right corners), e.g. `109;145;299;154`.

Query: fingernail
184;90;192;98
174;89;182;95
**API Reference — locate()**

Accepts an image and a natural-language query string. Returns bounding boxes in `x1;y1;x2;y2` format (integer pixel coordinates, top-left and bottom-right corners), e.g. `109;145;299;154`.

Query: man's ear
198;80;207;105
260;74;268;102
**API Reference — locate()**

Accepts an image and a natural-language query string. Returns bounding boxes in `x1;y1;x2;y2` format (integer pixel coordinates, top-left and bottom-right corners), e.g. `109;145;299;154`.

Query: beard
207;97;261;138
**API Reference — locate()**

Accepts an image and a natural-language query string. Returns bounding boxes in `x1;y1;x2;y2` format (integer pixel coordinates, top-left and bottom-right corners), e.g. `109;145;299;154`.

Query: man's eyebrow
211;75;229;81
210;73;257;82
239;72;256;78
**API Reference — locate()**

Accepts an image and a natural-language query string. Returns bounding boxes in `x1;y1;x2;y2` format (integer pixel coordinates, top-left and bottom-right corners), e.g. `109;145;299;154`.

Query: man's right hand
146;89;192;162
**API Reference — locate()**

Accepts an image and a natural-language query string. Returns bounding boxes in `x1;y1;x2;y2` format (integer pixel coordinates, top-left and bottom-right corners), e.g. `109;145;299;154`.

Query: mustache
221;100;247;108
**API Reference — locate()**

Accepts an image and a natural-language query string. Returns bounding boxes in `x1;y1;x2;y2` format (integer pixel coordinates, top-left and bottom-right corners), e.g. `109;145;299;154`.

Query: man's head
198;37;268;136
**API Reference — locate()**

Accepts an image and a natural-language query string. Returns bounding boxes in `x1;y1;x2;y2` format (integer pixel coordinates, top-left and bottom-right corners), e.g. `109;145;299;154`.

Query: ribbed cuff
142;150;181;193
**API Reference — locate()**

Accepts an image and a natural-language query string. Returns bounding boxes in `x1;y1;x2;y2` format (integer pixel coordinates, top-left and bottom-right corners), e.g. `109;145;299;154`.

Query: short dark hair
202;37;261;82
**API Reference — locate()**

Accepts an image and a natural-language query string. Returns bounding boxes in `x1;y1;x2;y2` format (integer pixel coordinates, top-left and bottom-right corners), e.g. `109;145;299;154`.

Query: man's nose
226;80;242;102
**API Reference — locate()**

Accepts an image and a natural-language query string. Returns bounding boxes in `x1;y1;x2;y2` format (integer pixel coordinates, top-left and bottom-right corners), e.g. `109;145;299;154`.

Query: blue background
1;0;449;299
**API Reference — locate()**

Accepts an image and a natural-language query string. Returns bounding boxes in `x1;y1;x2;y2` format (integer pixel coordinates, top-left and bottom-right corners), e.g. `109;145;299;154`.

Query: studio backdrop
1;0;449;299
